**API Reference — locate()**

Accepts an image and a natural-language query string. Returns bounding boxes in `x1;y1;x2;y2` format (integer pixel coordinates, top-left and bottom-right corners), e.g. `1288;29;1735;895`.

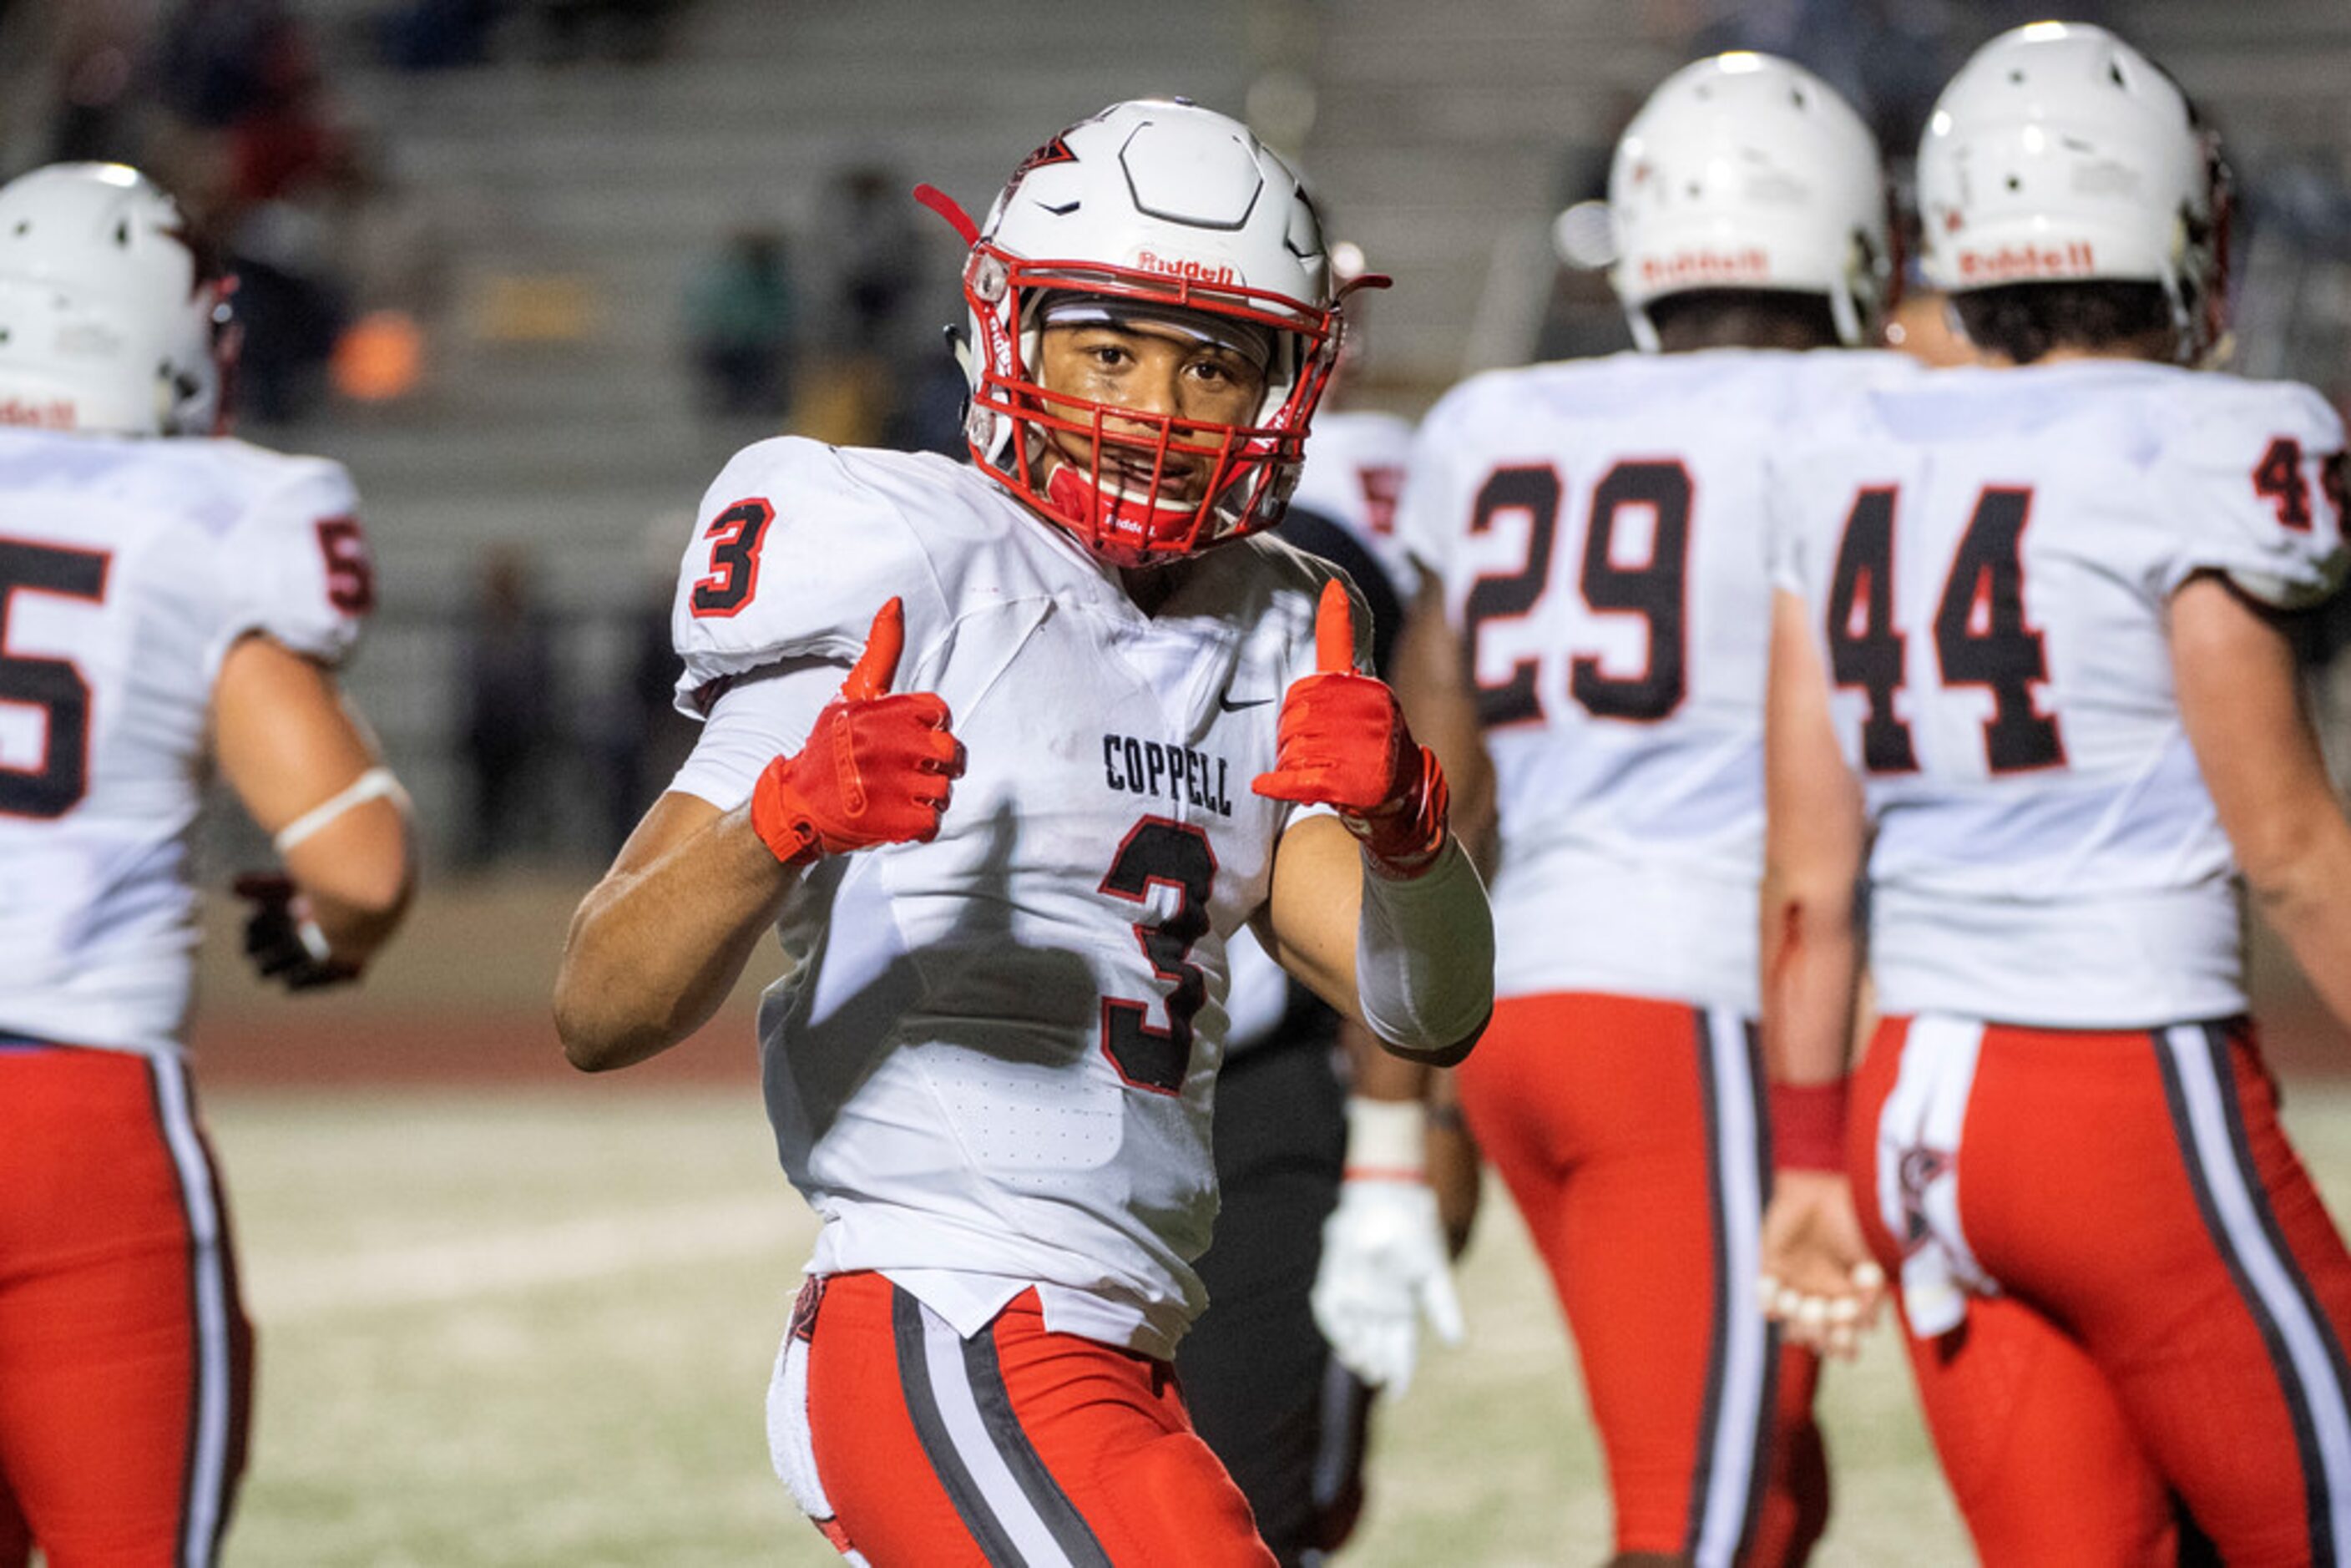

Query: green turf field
187;880;2351;1565
206;1077;2351;1565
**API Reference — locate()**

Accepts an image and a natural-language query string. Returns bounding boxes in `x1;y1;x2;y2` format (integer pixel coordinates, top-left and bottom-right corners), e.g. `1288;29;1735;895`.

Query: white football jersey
1400;348;1915;1012
1768;361;2348;1027
668;438;1352;1358
1288;407;1419;606
0;428;371;1055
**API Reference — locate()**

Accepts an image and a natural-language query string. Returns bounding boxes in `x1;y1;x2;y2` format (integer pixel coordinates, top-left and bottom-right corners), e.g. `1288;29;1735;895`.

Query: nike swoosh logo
1218;695;1273;712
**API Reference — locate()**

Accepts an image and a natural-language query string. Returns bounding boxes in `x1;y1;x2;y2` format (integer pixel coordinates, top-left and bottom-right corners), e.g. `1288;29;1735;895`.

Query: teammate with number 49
0;163;412;1567
1391;53;1903;1566
555;99;1493;1565
1760;23;2351;1564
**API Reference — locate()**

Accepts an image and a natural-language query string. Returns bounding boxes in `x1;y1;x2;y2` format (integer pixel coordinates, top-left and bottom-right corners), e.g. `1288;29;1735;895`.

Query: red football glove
750;598;963;867
1252;580;1449;878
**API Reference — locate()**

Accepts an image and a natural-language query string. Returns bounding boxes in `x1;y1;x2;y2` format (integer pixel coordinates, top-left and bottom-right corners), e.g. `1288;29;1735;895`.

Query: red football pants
1457;991;1827;1565
778;1272;1272;1565
1854;1016;2351;1567
0;1044;252;1568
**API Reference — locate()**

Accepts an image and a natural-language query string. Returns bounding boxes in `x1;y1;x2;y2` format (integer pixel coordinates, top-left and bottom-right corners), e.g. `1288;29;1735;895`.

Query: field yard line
253;1196;815;1321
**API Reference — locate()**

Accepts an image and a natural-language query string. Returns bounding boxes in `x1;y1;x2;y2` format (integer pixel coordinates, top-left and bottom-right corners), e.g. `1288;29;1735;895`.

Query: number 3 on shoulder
691;498;776;619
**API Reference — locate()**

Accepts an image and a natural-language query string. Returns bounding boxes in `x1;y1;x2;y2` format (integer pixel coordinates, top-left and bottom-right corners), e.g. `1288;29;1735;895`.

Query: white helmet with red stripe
0;163;232;436
928;99;1350;568
1917;22;2227;362
1608;53;1890;351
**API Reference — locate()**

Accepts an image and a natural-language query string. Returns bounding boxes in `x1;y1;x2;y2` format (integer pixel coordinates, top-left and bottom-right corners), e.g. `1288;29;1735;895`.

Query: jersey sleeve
2154;377;2348;609
667;660;843;810
670;438;945;718
211;456;372;675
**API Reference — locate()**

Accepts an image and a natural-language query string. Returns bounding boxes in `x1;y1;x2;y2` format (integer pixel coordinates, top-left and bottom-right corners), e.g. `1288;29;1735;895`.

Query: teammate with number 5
1388;54;1904;1565
1760;23;2351;1562
0;164;413;1565
555;99;1492;1564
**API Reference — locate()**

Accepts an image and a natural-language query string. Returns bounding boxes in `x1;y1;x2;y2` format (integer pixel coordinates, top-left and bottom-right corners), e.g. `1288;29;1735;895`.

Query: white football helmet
1917;22;2227;362
1608;53;1890;352
0;163;231;436
927;99;1347;568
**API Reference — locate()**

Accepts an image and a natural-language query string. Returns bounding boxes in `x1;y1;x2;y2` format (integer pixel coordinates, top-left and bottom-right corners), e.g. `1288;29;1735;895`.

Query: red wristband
1769;1078;1850;1174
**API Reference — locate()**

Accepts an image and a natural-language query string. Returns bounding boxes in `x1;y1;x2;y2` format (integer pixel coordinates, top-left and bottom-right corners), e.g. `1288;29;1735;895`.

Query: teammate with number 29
1761;23;2351;1563
1384;54;1903;1567
555;99;1493;1565
0;163;413;1566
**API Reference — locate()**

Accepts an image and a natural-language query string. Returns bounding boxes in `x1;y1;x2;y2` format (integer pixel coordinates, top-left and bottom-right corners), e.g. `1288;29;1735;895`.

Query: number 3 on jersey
1098;817;1216;1095
1826;485;2065;776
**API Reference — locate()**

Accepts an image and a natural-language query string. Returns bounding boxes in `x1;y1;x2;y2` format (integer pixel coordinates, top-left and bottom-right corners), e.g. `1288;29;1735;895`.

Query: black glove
233;873;359;992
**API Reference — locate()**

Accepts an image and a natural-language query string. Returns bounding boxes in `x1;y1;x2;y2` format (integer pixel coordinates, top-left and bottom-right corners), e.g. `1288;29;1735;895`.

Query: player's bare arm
556;599;963;1071
2173;574;2351;1032
1757;586;1883;1354
214;631;414;983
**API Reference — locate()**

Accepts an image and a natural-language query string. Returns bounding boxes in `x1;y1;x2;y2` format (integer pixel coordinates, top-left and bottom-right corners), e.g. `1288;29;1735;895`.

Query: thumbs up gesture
749;598;964;867
1251;580;1451;878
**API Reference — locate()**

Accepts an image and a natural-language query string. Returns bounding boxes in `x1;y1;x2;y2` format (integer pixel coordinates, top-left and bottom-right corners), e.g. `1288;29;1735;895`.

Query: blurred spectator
584;514;699;858
377;0;505;71
458;544;564;869
681;225;798;422
230;195;351;424
158;0;289;130
827;163;923;357
154;0;361;426
790;164;932;448
43;0;149;165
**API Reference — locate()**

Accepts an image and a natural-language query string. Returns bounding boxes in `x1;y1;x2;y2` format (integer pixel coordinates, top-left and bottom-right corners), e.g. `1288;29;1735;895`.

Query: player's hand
750;598;963;867
1758;1169;1887;1359
233;872;359;992
1312;1173;1465;1394
1252;579;1449;878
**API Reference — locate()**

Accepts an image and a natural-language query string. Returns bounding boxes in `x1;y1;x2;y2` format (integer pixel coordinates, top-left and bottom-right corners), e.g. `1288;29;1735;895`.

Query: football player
554;99;1494;1565
0;163;412;1567
1388;54;1902;1566
1759;23;2351;1563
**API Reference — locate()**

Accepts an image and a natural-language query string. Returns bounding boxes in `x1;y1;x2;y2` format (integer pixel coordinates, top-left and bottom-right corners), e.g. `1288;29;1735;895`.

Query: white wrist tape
272;767;407;856
1343;1095;1428;1178
296;916;335;965
1353;836;1494;1055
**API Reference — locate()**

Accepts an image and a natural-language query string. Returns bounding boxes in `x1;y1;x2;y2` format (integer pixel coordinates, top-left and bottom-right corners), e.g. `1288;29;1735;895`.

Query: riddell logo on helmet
0;397;73;430
1135;251;1238;287
1640;248;1769;286
1954;242;2096;281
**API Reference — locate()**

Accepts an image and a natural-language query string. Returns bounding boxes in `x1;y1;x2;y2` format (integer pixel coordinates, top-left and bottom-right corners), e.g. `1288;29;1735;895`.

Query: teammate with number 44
1760;23;2351;1564
0;164;413;1566
555;99;1493;1566
1387;53;1902;1567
